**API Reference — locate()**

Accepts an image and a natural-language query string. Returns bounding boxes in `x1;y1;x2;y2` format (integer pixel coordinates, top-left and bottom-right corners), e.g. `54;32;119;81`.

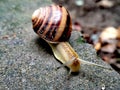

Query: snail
32;4;111;73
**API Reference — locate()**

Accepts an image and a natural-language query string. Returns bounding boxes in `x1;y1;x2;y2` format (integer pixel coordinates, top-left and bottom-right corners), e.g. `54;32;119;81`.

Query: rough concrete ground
0;0;120;90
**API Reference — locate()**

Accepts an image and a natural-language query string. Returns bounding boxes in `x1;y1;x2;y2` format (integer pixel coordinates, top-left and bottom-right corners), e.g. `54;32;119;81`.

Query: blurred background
0;0;120;89
52;0;120;73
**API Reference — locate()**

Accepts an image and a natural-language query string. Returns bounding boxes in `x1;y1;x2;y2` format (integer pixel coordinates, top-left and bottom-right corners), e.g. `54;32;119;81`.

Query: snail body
32;4;111;73
49;42;81;72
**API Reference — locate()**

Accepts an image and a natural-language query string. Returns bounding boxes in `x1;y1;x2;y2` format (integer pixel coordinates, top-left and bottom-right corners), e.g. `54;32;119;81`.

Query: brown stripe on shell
45;5;62;42
32;9;43;33
58;10;72;42
53;5;68;42
42;5;57;41
33;8;47;33
37;6;52;36
32;9;41;26
51;5;62;42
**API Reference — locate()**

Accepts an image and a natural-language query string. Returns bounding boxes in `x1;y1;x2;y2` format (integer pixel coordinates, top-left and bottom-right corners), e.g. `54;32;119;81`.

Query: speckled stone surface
0;0;120;90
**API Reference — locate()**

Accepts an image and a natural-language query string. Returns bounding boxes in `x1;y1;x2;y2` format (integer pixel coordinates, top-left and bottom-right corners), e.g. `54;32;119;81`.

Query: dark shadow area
34;37;72;73
34;37;53;55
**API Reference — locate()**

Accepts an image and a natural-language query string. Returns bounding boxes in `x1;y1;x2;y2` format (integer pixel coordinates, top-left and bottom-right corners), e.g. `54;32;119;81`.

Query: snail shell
32;4;72;43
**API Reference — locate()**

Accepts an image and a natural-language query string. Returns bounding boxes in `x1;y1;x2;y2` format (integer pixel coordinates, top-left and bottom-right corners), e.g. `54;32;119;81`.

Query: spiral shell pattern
32;5;72;43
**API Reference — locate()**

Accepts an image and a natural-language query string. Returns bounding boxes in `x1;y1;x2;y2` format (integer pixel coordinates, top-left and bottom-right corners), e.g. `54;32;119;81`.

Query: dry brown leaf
97;0;114;8
94;42;101;51
102;55;110;62
117;41;120;48
100;27;119;42
101;43;116;53
117;27;120;39
116;63;120;68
